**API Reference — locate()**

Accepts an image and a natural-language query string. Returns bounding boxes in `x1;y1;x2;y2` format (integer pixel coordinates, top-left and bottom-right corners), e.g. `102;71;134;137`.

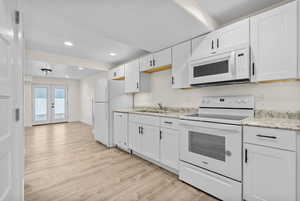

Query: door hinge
171;76;174;85
15;10;20;25
15;108;20;122
159;130;162;140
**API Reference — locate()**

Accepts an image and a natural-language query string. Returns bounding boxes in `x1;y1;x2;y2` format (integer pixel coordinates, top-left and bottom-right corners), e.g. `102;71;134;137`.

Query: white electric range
179;96;254;201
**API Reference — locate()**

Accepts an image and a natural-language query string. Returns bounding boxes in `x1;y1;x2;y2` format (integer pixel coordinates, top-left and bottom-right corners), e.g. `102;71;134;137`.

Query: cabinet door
113;113;128;148
243;144;296;201
108;65;125;80
128;122;141;152
153;48;171;68
160;128;179;170
140;124;160;161
116;65;125;79
172;41;191;89
191;34;215;59
216;18;249;52
125;59;140;93
140;55;153;72
250;1;297;82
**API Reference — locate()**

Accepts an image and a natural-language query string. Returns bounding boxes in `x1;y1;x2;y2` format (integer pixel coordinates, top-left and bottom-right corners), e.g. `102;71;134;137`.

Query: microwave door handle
229;52;236;76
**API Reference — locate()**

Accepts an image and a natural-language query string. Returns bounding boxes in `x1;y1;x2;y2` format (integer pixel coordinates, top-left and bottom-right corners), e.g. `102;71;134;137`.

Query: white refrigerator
93;79;133;147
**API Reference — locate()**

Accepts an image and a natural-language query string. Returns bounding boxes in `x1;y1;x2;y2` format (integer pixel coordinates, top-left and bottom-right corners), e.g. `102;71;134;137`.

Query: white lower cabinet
127;114;179;172
160;127;179;171
113;112;129;150
141;124;160;161
128;121;141;153
243;126;297;201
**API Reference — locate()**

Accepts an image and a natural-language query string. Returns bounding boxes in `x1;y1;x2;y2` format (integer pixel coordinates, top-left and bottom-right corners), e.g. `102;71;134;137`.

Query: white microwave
189;45;250;86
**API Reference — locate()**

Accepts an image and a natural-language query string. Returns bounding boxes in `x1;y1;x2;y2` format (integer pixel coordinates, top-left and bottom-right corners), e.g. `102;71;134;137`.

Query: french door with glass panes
32;85;68;125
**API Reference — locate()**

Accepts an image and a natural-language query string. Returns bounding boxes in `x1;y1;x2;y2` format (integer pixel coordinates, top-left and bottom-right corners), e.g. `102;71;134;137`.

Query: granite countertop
116;108;300;131
242;110;300;131
114;107;197;119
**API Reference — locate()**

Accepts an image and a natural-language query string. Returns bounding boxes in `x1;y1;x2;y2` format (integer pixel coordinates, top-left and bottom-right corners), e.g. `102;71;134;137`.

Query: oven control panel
200;96;255;109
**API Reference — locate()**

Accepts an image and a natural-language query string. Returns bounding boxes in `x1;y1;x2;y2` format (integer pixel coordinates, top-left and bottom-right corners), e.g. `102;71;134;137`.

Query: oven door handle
179;122;240;133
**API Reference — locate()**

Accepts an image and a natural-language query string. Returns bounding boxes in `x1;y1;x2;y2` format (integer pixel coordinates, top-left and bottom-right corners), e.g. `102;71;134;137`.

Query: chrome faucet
157;102;164;111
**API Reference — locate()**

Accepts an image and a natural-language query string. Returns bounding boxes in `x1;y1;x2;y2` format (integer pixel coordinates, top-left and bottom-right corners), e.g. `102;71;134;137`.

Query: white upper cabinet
140;54;153;72
191;34;215;59
153;48;172;68
125;59;140;93
243;143;296;201
172;41;191;89
192;18;249;60
108;65;125;80
215;18;250;52
140;48;172;72
125;59;150;93
250;1;298;82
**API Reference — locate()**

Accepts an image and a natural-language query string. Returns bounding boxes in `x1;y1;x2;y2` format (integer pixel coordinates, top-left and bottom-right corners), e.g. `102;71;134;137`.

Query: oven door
179;120;242;181
190;51;236;85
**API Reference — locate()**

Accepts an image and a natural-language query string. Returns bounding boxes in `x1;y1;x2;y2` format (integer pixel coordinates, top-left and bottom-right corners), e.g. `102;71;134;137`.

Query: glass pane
193;60;229;78
34;87;48;121
54;88;65;120
189;131;226;161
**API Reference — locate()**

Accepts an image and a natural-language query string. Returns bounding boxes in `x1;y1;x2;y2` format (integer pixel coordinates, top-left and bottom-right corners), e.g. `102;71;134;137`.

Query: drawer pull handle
256;134;277;139
164;121;173;124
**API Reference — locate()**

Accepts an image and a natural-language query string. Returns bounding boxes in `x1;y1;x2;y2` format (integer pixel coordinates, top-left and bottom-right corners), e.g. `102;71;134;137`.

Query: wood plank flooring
25;122;219;201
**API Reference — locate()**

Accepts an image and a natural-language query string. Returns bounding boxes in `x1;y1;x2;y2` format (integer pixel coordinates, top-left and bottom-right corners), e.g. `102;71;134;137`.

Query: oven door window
188;131;226;162
193;60;229;78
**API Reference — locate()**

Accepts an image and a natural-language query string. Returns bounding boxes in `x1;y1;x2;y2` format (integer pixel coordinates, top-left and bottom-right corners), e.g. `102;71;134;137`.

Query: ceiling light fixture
40;67;52;76
78;67;84;70
109;52;117;56
65;75;70;79
64;41;74;47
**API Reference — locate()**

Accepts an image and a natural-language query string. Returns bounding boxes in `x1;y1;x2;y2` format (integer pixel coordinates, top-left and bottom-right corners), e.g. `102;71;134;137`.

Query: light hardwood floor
25;122;219;201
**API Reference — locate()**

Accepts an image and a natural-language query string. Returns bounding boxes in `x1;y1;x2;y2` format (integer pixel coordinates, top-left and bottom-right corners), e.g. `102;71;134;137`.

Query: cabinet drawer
243;126;296;151
160;117;179;129
129;114;160;126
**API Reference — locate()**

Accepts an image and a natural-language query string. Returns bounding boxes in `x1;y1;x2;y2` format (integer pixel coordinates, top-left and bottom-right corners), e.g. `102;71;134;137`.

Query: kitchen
1;0;300;201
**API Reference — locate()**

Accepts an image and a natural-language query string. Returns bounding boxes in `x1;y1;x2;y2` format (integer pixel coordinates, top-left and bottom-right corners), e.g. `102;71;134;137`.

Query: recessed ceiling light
64;41;74;47
65;75;70;79
78;67;84;70
109;52;117;56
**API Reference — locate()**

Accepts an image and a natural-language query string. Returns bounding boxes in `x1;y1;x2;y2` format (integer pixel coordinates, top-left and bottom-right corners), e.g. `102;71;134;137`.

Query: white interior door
0;0;24;200
32;85;68;125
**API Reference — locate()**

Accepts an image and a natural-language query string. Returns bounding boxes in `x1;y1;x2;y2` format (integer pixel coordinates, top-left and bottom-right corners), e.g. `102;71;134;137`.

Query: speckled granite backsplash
255;110;300;120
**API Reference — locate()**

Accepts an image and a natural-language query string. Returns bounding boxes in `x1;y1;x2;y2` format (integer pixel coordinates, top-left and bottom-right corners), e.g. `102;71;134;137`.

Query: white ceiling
25;61;102;80
22;0;287;72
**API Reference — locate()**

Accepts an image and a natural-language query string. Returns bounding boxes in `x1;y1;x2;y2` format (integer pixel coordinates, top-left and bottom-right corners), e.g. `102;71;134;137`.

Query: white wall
24;76;81;127
134;70;300;112
80;72;107;125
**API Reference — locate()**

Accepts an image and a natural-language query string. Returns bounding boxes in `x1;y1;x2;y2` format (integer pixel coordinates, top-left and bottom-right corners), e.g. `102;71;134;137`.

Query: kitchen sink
135;109;167;113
